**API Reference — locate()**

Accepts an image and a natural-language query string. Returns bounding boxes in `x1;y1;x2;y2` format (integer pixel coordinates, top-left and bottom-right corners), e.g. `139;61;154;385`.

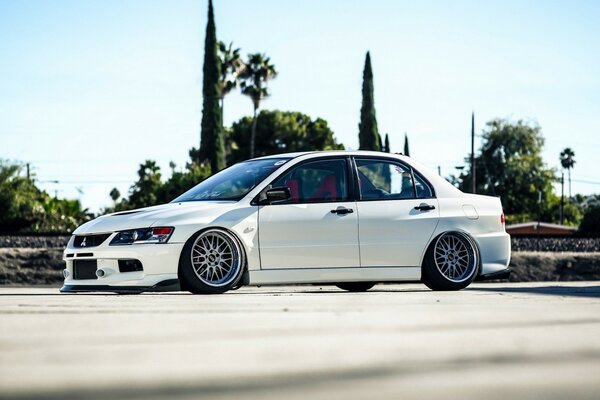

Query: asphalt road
1;282;599;400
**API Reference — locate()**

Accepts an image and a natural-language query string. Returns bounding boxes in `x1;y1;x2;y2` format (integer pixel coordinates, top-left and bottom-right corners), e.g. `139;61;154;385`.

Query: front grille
73;234;111;248
73;260;98;280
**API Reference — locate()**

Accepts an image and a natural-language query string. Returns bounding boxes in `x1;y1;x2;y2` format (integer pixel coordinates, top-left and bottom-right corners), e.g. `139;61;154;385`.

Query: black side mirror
259;186;291;205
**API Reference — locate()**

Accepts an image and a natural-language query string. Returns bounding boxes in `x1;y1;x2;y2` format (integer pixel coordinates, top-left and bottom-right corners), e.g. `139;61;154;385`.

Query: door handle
331;207;354;215
414;203;435;211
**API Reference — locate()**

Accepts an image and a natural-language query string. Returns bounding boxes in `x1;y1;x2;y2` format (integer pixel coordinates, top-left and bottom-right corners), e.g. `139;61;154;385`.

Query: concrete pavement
1;282;599;399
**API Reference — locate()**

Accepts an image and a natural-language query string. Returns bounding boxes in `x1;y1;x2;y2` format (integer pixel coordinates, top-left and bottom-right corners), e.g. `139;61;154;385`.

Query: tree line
1;0;598;235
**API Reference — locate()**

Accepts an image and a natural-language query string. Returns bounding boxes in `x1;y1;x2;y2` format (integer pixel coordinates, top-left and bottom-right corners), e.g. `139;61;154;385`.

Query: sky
1;0;599;212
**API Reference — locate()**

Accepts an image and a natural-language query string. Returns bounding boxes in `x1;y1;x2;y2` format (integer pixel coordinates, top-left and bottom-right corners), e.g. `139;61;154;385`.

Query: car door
354;157;439;267
258;157;360;269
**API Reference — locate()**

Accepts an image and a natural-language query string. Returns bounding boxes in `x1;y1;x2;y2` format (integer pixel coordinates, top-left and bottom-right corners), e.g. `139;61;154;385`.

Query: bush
579;206;600;237
0;160;91;232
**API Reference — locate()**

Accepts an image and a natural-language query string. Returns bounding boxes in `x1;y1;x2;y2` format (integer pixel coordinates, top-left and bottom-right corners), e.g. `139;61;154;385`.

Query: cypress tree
403;133;410;156
358;52;380;151
199;0;225;173
384;133;390;153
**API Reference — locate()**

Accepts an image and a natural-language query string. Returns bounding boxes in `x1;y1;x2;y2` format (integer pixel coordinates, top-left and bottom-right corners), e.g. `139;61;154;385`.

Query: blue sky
1;0;599;212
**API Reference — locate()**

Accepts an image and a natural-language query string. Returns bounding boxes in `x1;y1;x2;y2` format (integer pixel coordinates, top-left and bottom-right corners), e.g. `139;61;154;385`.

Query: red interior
311;175;337;200
286;179;300;203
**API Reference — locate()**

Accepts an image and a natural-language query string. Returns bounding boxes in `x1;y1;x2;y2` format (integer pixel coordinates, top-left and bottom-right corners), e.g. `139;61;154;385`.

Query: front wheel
422;232;479;291
179;229;245;294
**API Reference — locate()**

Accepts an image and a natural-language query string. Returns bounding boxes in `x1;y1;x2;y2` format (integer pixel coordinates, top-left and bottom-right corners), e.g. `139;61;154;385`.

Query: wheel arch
177;226;248;288
420;229;482;274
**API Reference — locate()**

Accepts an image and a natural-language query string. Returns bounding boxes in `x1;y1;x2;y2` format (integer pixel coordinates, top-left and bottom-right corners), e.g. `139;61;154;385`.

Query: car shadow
2;284;598;298
467;284;600;299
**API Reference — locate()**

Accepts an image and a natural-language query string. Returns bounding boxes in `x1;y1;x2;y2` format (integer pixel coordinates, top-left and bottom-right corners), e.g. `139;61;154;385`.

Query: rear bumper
475;268;511;282
474;231;511;275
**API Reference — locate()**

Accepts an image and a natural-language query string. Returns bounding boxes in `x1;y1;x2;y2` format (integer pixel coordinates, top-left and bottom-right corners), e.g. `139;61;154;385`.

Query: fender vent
118;259;144;273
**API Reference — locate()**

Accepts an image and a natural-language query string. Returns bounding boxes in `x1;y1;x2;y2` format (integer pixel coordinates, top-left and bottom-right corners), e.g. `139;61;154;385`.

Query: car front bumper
61;241;185;293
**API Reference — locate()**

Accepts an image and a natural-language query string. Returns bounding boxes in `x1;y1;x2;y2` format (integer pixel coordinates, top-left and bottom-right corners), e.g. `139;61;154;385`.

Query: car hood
73;201;237;235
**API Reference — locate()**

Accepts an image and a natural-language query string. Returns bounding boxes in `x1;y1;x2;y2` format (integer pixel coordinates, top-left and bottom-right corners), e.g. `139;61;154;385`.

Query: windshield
172;158;290;202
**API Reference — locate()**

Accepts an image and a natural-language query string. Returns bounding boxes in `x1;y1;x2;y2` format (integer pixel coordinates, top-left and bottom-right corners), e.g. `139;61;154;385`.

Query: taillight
500;213;505;225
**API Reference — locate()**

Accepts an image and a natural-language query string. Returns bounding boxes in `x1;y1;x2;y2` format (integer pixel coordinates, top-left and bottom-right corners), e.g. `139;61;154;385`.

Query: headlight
109;227;174;245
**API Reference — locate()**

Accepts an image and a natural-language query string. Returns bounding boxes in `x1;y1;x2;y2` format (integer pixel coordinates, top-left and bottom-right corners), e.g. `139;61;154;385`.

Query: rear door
354;157;439;267
258;157;360;269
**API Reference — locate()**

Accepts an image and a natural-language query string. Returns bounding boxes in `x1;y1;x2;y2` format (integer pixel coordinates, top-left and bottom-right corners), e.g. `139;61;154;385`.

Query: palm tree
239;53;277;158
560;148;575;198
217;41;244;127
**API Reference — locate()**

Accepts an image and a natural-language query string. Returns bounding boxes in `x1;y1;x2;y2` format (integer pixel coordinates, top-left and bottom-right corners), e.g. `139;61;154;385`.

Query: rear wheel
336;282;376;292
422;232;479;291
179;229;245;294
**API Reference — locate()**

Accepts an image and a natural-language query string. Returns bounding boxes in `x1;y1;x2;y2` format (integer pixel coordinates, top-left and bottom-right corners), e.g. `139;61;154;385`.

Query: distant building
506;222;577;236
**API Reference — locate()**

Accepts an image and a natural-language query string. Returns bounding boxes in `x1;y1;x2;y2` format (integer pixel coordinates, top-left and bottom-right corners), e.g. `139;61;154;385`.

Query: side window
355;158;415;200
271;159;348;203
414;173;433;198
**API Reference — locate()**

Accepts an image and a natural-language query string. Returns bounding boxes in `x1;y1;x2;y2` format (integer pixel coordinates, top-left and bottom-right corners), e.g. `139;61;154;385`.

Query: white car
61;151;511;294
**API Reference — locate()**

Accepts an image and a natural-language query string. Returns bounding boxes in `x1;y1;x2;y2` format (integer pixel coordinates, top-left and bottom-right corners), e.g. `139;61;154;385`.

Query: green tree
560;147;576;198
358;51;380;151
109;188;120;203
240;53;278;159
403;133;410;156
218;41;244;126
37;196;90;232
539;193;582;226
157;162;211;203
126;160;163;209
0;160;90;232
227;110;344;164
198;0;225;173
109;159;212;213
456;119;555;219
0;161;44;231
579;205;600;236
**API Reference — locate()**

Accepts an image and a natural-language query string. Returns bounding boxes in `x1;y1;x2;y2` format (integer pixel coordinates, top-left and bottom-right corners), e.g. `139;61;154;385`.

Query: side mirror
259;186;291;205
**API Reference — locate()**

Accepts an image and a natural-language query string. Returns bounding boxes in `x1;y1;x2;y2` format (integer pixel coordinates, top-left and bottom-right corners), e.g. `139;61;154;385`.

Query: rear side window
355;158;433;200
414;173;433;198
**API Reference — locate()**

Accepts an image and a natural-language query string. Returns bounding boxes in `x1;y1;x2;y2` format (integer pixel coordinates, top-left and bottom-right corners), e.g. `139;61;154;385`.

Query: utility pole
537;190;542;251
471;112;476;193
437;165;441;176
26;163;30;181
560;171;564;225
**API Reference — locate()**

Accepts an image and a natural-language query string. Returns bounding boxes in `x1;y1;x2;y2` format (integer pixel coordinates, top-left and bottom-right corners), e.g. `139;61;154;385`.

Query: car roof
253;150;406;160
251;150;464;198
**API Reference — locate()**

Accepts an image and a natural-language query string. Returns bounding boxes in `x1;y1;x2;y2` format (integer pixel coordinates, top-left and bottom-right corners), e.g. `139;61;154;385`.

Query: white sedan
61;151;511;294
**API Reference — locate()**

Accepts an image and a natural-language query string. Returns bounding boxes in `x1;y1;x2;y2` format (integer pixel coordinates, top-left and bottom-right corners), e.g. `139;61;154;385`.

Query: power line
571;178;600;185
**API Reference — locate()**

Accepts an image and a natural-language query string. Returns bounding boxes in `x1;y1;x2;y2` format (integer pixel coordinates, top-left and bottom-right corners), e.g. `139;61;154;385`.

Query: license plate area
73;260;98;280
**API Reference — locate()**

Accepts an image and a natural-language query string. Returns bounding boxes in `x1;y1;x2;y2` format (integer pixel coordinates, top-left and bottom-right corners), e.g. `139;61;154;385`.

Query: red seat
286;179;300;203
311;175;338;200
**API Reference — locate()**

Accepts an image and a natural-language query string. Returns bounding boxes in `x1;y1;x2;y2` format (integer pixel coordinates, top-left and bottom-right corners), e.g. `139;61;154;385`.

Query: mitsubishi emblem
81;237;87;247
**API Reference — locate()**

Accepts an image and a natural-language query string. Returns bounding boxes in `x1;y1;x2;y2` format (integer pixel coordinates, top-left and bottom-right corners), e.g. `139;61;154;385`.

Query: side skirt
248;267;421;286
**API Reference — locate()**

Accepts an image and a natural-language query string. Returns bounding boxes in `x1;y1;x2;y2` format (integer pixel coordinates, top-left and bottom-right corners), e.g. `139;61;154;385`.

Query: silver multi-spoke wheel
434;233;477;283
190;229;243;288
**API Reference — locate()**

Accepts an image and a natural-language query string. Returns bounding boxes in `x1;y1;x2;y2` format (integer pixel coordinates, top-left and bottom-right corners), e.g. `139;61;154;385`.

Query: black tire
422;232;479;291
179;228;245;294
336;282;376;292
